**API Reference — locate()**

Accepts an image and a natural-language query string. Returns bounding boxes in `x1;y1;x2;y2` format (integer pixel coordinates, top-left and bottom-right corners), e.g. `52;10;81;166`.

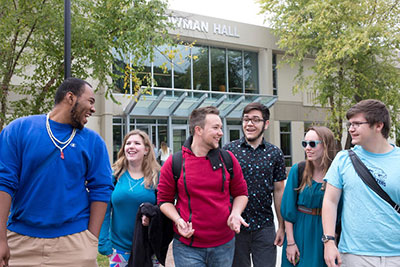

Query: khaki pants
7;230;98;267
341;253;400;267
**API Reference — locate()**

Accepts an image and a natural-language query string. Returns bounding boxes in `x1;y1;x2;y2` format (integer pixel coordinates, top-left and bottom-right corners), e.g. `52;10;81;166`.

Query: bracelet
287;242;296;246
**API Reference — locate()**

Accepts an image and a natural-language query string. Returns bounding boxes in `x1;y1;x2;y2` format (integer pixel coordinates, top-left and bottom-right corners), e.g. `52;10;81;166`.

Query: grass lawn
97;253;109;267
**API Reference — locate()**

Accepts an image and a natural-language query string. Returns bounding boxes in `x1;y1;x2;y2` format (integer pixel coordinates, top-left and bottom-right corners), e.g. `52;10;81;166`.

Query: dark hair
346;99;390;139
54;77;92;105
189;106;220;135
242;102;270;121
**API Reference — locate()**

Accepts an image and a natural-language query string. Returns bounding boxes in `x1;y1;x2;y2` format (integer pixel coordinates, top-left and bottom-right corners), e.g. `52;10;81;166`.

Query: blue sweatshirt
98;171;157;255
0;115;113;238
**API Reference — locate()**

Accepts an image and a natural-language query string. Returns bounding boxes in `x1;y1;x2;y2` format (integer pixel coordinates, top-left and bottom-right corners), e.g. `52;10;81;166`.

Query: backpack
297;161;306;187
171;149;234;189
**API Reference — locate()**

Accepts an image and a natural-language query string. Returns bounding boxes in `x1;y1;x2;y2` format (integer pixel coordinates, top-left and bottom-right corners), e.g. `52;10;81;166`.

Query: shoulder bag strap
348;149;400;214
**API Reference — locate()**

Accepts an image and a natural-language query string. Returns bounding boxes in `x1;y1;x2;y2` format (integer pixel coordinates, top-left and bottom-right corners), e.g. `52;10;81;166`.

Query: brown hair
113;130;160;188
242;102;270;121
298;126;338;192
346;99;390;139
189;106;220;135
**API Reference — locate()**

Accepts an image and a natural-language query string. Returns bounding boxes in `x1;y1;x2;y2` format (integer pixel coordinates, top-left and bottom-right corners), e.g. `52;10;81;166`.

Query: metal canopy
122;87;277;119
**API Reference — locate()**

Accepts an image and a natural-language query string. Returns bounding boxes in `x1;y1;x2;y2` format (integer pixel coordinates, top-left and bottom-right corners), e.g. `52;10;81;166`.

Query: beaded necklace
46;113;76;160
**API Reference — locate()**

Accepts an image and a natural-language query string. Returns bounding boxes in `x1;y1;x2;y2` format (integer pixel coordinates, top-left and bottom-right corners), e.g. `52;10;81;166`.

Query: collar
183;136;224;171
239;136;267;149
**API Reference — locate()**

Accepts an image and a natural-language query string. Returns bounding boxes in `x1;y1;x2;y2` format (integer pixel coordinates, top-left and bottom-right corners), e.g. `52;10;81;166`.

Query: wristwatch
321;234;335;243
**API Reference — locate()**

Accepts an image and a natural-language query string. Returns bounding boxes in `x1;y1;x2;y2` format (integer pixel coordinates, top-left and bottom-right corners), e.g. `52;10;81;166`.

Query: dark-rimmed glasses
301;140;322;148
242;117;264;124
346;121;369;129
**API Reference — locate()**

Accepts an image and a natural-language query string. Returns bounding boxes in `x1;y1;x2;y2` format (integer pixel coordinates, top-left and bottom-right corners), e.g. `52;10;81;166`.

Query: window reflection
211;47;226;92
244;51;258;94
228;50;243;93
153;45;172;88
174;44;191;89
192;46;209;90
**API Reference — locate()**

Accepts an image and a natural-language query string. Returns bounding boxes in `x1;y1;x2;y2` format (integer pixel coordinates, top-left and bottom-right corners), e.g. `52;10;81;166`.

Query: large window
280;121;292;167
113;44;259;94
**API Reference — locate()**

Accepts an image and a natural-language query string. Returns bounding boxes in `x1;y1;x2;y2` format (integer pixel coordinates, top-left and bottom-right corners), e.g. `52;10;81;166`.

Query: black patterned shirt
224;137;286;231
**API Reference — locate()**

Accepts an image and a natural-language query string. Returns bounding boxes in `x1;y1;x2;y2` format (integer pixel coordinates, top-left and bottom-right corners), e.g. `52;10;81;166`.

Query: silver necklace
128;176;143;191
46;113;76;160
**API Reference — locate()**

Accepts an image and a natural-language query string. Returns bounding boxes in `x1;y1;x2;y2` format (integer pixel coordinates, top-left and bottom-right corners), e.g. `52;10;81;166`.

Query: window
113;45;259;94
280;121;292;167
210;47;226;92
192;46;209;90
113;117;125;161
244;51;258;94
272;53;277;96
228;50;243;93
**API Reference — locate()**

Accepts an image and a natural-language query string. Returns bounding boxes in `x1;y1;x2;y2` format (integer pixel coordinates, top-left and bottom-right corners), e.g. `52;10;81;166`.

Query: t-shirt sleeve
324;150;346;189
273;147;287;182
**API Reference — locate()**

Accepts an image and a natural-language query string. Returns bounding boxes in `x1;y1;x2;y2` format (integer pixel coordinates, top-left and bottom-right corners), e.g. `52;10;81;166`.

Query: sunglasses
301;140;322;148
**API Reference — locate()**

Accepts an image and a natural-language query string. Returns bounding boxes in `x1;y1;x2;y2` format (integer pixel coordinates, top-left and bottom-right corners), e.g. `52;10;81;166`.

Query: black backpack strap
348;149;400;214
297;161;306;187
172;151;183;199
220;149;234;179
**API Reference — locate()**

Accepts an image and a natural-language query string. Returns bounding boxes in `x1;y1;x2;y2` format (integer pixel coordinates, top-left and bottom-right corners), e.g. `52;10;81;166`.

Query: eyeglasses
346;121;369;129
301;140;322;148
242;117;264;124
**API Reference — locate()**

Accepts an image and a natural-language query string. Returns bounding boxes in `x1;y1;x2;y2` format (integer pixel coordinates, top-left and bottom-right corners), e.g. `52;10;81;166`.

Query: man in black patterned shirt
224;102;286;267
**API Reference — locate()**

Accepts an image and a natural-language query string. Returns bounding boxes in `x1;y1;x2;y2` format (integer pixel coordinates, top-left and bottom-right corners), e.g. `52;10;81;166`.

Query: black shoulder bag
348;149;400;214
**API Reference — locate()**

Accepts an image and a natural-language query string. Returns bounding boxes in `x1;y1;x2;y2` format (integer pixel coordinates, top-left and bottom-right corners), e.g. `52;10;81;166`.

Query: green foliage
0;0;172;130
259;0;400;145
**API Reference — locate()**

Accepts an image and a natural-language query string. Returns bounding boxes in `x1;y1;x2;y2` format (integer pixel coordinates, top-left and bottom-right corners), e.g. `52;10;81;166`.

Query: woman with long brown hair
281;126;338;267
99;130;160;267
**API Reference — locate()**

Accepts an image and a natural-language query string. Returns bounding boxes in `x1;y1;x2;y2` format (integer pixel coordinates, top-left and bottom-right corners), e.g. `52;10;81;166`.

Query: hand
227;213;249;233
142;215;150;226
286;243;300;266
175;218;195;238
274;227;285;246
324;242;342;267
0;239;10;267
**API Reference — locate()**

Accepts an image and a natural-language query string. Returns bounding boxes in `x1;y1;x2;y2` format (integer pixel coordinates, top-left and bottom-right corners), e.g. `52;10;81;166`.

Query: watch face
322;235;335;243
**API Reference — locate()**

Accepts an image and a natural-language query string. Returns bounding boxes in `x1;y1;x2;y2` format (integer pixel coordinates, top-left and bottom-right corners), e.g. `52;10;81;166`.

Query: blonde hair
297;126;338;192
160;141;168;154
113;130;160;189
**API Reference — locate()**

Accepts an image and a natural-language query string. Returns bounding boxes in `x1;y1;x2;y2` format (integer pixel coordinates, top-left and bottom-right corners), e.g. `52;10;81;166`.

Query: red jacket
157;141;248;248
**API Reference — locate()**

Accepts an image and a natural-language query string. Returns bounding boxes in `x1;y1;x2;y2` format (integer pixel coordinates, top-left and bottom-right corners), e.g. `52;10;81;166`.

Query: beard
243;122;266;142
70;101;84;130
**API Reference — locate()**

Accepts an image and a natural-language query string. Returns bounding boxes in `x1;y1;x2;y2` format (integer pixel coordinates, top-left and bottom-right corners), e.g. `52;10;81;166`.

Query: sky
167;0;268;27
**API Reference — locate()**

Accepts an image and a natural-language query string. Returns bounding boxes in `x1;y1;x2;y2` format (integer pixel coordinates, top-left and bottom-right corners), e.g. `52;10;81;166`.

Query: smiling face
304;130;324;163
124;134;149;165
70;84;95;130
242;109;269;145
199;114;223;150
348;113;375;147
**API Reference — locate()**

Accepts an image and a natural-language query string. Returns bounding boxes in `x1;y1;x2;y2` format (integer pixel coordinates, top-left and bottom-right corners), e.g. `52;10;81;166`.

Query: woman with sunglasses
280;126;338;267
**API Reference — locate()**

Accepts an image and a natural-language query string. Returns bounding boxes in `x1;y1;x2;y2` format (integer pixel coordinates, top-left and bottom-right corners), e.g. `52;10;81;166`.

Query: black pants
232;225;277;267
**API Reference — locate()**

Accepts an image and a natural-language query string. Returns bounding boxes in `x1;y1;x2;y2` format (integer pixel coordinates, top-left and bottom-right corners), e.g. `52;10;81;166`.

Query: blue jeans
172;237;235;267
232;225;277;267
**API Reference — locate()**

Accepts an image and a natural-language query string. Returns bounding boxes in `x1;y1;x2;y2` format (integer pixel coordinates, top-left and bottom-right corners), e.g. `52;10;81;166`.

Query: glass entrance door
172;125;189;153
227;125;243;143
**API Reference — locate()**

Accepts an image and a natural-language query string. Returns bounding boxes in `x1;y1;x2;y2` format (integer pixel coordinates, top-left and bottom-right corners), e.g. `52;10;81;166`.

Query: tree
0;0;172;131
258;0;400;146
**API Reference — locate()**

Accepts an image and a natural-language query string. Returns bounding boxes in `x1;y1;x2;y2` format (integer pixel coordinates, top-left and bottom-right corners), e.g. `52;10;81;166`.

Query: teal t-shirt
325;145;400;256
98;171;156;255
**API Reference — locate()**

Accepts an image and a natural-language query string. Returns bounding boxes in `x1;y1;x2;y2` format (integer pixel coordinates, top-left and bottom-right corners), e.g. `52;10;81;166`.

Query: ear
194;125;203;136
375;121;384;132
65;92;76;105
264;120;270;130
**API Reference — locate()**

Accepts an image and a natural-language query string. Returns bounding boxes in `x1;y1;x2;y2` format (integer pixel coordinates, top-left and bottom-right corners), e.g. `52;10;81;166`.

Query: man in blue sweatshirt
0;77;113;267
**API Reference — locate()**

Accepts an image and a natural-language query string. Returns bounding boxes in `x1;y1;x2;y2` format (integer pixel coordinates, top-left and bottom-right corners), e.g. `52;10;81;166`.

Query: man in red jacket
157;106;248;267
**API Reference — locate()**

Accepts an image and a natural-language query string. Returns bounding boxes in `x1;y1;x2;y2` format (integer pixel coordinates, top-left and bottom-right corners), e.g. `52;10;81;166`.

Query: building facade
86;10;330;165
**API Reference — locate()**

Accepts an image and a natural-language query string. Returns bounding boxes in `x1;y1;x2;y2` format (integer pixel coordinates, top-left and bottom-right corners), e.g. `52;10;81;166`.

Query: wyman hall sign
168;15;240;38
